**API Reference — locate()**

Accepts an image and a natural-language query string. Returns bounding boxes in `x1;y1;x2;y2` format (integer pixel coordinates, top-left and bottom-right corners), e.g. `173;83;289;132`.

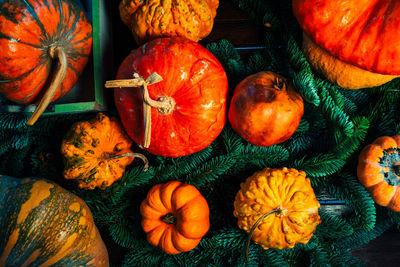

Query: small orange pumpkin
140;181;210;254
357;135;400;211
61;113;148;190
233;167;321;253
119;0;219;45
228;71;304;147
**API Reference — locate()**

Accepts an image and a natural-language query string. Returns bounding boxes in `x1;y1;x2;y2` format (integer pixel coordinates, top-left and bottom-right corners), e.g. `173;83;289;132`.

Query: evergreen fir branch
290;65;320;106
328;248;364;267
329;174;376;231
187;155;238;188
316;211;354;239
245;52;273;76
295;119;310;134
239;144;290;167
318;83;354;137
155;144;215;183
109;217;142;249
333;212;392;250
292;154;346;182
122;240;164;267
210;227;247;250
231;0;274;25
261;249;290;267
305;244;330;267
221;127;244;155
331;117;369;160
286;133;312;154
107;167;155;206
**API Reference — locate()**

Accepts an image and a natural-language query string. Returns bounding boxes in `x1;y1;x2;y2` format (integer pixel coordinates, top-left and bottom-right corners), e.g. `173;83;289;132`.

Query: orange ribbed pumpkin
0;0;92;124
293;0;400;89
357;135;400;211
140;181;210;254
112;37;228;157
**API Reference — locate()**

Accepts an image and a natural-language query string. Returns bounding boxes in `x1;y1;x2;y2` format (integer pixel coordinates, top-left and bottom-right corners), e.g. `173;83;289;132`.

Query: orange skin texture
293;0;400;75
0;177;109;266
61;113;135;190
228;71;304;147
0;0;92;104
302;33;399;90
140;181;210;254
357;135;400;211
115;37;228;157
119;0;218;45
233;167;321;250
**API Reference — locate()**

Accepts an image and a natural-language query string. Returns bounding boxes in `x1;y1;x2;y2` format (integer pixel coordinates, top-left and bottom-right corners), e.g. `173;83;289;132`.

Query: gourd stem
26;46;68;126
246;208;282;262
273;77;286;91
109;153;149;171
393;162;400;177
105;73;175;148
162;213;176;225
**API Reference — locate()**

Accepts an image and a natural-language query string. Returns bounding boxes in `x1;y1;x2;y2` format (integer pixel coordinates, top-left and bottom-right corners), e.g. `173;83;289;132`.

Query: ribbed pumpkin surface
0;0;92;104
0;176;108;266
293;0;400;74
114;37;228;157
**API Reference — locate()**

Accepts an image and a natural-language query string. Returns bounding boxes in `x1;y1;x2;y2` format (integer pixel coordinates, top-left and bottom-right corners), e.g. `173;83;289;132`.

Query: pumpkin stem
109;152;149;172
105;73;175;148
273;77;286;91
245;208;282;262
26;46;68;126
162;213;176;225
393;162;400;177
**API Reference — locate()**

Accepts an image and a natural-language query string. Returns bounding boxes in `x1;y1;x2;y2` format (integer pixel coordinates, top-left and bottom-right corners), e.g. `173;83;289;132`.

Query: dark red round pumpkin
113;37;228;157
228;71;304;147
0;0;92;125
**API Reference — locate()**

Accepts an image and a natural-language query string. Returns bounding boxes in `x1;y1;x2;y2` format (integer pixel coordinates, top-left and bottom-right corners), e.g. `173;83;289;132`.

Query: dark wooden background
109;0;400;265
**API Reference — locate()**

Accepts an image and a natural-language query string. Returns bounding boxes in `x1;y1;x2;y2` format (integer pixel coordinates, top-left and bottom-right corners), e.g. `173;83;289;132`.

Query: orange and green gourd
0;175;109;266
61;113;148;190
140;181;210;254
233;167;321;254
357;135;400;211
119;0;219;45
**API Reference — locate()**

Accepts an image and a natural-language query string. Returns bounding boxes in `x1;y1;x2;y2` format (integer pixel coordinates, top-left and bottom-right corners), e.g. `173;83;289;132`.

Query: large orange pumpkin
228;71;304;147
0;176;109;266
0;0;92;125
357;135;400;211
140;181;210;254
109;37;228;157
119;0;219;45
293;0;400;89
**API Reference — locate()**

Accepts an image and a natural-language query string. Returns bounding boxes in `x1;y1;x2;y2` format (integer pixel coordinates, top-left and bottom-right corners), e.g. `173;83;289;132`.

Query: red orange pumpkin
109;37;228;157
293;0;400;89
0;0;92;125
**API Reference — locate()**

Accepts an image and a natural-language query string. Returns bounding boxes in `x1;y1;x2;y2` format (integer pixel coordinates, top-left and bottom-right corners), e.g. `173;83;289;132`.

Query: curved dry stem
110;152;149;172
105;72;175;148
246;208;282;262
26;46;68;126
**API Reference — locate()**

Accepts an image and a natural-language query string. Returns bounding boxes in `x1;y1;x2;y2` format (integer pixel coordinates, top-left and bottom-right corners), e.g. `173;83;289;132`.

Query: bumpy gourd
233;167;321;251
357;135;400;211
61;113;148;190
140;181;210;254
119;0;218;45
0;176;109;266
